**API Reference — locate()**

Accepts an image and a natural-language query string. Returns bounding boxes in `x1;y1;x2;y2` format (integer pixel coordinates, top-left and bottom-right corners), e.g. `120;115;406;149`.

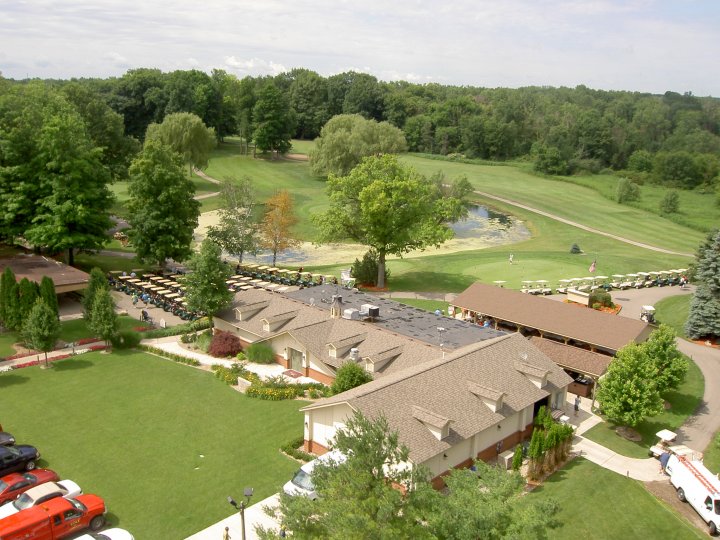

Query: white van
283;450;345;500
667;454;720;535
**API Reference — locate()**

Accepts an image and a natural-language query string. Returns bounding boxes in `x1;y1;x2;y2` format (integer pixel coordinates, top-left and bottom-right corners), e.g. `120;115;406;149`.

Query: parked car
0;432;16;446
0;479;82;519
0;468;60;505
283;450;346;500
0;444;40;476
0;494;105;539
75;529;135;540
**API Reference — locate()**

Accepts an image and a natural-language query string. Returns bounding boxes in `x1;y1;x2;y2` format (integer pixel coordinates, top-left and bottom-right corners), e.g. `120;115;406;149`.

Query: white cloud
224;56;288;76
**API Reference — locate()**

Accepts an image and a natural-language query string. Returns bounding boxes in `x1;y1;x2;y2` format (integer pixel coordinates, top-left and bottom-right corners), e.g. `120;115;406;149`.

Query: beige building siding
304;403;355;454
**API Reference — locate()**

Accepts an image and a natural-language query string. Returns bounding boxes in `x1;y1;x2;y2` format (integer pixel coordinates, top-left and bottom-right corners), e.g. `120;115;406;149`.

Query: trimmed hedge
245;386;302;400
138;344;201;366
141;318;211;339
280;436;313;462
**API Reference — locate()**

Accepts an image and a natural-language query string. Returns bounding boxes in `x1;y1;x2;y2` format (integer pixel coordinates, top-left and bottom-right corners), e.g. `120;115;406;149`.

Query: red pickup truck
0;494;105;540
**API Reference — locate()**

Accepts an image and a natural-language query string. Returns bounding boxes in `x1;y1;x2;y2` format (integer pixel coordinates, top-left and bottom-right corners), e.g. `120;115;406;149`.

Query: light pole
227;488;254;540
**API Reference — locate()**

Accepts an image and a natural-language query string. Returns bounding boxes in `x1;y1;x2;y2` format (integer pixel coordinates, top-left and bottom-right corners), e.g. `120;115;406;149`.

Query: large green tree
206;177;259;263
23;299;60;368
127;140;200;267
145;112;216;175
309;114;407;177
643;324;688;393
181;239;233;322
252;83;294;157
596;343;664;427
313;155;470;288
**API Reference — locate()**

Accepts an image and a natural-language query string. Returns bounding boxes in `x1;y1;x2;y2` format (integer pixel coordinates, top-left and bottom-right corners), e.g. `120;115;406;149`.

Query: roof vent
343;308;360;320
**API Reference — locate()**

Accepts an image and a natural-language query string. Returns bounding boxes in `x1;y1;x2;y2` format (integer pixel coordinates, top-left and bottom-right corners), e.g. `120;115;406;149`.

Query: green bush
331;362;373;395
589;290;614;308
281;436;314;462
616;177;641;203
569;243;582;254
351;249;389;287
110;330;142;349
236;351;246;361
246;386;302;400
141;318;211;339
246;342;276;364
512;444;523;471
196;330;212;353
180;333;197;344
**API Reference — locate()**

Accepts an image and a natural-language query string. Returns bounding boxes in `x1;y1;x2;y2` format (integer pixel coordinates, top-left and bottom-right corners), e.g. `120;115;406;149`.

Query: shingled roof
529;337;613;378
302;333;573;463
452;282;651;353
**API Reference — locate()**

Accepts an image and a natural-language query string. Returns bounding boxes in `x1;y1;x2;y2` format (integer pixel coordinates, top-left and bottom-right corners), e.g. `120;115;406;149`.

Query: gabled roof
529;337;613;378
452;282;651;353
302;333;573;463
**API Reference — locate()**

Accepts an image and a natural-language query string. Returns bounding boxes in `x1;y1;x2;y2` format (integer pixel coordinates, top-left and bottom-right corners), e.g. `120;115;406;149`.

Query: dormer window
467;381;505;412
412;405;451;440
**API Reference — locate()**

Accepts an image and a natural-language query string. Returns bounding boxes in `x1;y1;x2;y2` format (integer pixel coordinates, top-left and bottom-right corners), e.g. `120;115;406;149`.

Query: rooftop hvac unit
349;348;360;361
360;304;380;318
343;308;360;320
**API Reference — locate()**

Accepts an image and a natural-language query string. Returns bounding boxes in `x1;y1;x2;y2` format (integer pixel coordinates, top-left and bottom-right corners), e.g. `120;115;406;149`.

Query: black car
0;432;16;446
0;445;40;476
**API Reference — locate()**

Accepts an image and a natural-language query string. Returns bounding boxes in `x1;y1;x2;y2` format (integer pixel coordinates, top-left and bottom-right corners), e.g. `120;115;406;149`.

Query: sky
1;0;719;96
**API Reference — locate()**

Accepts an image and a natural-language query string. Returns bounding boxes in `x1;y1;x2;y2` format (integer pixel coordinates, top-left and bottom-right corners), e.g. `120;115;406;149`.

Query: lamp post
227;488;253;540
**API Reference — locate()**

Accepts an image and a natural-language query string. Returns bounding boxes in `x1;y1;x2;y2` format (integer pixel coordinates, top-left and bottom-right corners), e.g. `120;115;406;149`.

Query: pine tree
17;278;40;328
23;299;60;368
3;282;21;332
686;230;720;339
182;239;233;322
39;276;59;320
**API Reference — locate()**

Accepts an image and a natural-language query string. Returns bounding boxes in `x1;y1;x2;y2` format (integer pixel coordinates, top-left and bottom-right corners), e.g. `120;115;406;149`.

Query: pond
450;204;529;241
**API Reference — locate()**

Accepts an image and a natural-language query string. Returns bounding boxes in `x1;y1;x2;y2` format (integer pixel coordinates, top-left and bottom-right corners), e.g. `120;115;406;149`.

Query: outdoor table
240;285;254;291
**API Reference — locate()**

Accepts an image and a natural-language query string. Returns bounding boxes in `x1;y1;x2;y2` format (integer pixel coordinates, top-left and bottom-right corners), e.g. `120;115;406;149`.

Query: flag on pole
589;260;596;273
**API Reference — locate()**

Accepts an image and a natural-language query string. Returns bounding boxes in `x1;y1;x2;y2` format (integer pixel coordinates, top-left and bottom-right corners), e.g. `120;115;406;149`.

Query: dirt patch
645;479;708;534
617;426;642;442
283;153;309;162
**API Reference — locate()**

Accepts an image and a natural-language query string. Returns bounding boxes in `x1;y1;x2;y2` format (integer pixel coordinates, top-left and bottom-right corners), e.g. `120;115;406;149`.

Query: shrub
281;436;314;462
141;317;211;339
331;362;373;395
569;243;582;254
196;330;213;353
208;331;242;358
110;330;142;349
659;190;680;214
246;342;276;364
236;351;246;361
616;178;640;203
589;290;614;308
512;444;523;471
351;249;389;287
180;333;197;344
246;386;301;400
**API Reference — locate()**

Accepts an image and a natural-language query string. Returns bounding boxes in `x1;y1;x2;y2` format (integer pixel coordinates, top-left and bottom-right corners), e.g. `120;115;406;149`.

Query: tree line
5;68;719;185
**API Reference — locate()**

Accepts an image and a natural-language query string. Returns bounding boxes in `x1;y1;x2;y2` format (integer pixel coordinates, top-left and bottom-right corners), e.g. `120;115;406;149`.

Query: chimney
330;295;343;319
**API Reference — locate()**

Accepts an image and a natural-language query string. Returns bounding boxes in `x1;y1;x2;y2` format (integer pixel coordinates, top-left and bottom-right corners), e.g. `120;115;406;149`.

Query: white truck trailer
667;454;720;535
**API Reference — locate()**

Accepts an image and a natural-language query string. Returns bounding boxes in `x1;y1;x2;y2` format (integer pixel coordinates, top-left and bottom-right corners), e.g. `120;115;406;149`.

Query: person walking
509;253;514;264
222;526;230;540
574;395;581;416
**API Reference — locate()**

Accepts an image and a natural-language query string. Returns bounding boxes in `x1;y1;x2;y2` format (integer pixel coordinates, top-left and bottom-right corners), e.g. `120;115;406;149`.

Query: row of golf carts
520;268;687;296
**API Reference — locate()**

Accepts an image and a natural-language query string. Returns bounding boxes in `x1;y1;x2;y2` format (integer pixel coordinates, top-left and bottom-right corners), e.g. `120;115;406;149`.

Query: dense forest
2;67;719;210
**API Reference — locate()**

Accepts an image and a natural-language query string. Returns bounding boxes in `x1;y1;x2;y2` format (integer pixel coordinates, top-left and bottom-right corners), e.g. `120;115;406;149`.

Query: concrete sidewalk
185;494;283;540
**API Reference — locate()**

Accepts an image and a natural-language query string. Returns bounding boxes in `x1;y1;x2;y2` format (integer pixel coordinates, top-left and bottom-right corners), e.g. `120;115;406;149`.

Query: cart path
473;190;694;257
192;168;221;199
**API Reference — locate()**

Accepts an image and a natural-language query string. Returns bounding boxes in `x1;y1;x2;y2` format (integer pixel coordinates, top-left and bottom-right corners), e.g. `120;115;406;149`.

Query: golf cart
640;305;656;323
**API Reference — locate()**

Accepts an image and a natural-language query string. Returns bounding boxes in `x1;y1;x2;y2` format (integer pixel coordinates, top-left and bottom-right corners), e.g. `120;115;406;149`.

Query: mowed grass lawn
654;294;692;338
402;155;705;254
526;458;704;539
583;357;704;458
0;351;306;539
